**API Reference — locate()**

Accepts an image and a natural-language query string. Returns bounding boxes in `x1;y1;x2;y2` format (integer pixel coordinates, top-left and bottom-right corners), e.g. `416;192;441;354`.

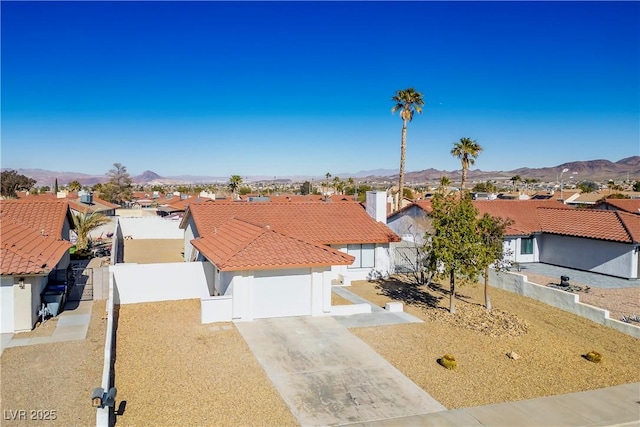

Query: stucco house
594;198;640;215
178;191;400;320
0;199;74;333
387;198;640;279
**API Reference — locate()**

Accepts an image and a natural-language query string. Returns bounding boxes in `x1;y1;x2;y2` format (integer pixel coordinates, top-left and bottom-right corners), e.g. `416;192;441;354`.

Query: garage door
252;269;312;319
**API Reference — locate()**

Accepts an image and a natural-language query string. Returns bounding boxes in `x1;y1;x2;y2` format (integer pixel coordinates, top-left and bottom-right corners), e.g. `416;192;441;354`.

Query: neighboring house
535;207;640;279
178;192;400;320
594;198;640;215
0;199;74;333
387;198;640;279
18;190;119;216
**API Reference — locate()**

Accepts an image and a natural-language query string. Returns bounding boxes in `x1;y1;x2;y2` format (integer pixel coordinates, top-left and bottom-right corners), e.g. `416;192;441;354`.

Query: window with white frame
347;244;375;268
520;237;534;255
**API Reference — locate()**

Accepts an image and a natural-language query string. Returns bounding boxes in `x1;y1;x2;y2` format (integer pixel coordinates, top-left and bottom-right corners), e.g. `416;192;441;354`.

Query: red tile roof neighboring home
472;200;569;236
0;199;73;239
538;208;640;243
598;198;640;215
191;219;355;271
0;217;72;275
182;201;401;245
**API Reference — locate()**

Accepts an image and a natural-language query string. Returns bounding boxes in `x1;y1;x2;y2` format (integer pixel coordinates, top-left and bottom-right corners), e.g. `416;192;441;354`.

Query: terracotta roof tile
601;198;640;215
472;200;569;236
184;201;400;244
538;208;640;243
0;199;71;239
1;217;72;275
191;219;355;271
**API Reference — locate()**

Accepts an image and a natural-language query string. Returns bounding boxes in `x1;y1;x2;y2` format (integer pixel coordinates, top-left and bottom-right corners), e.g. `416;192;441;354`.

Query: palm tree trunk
484;267;491;311
398;120;407;211
461;167;467;190
449;269;456;314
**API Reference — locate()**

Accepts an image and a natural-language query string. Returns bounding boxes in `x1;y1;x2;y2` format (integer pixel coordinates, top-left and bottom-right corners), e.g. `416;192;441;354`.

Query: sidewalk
350;382;640;426
1;300;93;354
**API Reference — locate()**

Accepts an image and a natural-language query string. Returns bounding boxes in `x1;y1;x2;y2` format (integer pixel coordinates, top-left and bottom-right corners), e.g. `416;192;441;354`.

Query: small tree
101;163;133;205
477;214;512;311
426;193;483;313
300;181;312;195
577;180;598;193
72;212;110;251
633;181;640;192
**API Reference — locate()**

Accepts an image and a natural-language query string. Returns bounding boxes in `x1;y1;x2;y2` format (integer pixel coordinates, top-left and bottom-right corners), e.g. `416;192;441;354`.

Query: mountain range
6;156;640;187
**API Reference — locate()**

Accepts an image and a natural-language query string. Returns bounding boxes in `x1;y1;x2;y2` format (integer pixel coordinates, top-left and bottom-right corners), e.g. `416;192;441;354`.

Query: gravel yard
123;239;184;263
0;300;106;426
346;277;640;409
113;299;297;427
522;271;640;321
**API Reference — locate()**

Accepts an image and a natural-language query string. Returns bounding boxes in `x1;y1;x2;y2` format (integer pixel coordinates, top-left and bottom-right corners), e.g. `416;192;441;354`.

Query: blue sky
2;1;638;178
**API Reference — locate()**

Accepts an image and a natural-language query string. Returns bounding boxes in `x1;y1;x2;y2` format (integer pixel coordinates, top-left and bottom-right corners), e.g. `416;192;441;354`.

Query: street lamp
559;168;569;202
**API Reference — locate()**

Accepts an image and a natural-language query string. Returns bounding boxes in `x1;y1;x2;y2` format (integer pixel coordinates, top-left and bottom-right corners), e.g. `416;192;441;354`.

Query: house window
521;237;534;255
347;244;375;269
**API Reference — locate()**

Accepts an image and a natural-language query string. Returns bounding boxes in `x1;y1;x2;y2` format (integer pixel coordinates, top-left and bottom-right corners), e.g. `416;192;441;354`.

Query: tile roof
1;217;72;275
472;200;569;236
183;201;400;245
0;199;72;239
538;208;640;243
600;198;640;215
191;219;355;271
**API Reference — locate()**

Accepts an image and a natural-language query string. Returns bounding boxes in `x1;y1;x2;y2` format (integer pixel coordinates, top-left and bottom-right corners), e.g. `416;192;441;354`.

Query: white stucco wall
387;205;430;244
111;262;210;304
539;234;636;279
118;216;184;240
182;216;197;262
0;276;14;333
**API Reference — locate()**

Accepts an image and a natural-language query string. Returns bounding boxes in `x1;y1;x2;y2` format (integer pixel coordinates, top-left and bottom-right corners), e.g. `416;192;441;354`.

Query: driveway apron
235;316;445;426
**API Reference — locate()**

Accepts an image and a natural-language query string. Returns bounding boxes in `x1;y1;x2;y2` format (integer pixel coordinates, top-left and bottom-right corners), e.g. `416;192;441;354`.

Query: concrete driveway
235;316;445;426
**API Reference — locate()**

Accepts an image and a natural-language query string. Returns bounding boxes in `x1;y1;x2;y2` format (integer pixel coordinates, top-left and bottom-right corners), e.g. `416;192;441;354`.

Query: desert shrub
584;351;602;363
438;354;457;370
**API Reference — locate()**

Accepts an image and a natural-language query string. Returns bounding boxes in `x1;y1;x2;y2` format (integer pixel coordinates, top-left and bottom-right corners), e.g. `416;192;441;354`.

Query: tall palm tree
451;137;483;190
228;175;243;199
72;212;110;251
391;88;425;211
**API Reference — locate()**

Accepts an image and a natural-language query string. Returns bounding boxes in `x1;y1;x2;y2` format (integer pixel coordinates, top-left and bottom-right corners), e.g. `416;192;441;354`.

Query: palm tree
72;212;110;251
228;175;243;199
438;176;451;194
451;137;483;190
324;172;332;195
68;180;82;192
391;88;425;211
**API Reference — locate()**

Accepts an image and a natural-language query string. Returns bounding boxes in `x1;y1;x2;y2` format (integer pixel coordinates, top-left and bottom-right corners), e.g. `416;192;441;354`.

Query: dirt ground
0;300;106;426
346;277;640;409
123;239;184;263
112;300;297;427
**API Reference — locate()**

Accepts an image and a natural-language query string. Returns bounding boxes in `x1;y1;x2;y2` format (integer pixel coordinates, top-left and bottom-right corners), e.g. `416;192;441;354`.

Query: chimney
366;191;387;224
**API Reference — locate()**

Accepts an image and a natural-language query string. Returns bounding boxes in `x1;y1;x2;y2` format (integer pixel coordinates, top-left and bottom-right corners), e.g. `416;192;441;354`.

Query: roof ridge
615;210;637;243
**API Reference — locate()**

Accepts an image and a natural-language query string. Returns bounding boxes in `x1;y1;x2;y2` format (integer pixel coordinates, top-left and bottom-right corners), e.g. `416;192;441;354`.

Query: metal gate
68;265;93;302
393;245;422;274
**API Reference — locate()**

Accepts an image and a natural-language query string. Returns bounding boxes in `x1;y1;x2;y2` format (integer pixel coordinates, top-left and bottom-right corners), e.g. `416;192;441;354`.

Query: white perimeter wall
117;216;184;240
0;276;14;333
539;234;636;279
111;262;209;304
486;269;639;338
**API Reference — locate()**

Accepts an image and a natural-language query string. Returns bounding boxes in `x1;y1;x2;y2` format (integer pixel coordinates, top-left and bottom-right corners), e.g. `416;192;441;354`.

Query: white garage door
252;269;312;319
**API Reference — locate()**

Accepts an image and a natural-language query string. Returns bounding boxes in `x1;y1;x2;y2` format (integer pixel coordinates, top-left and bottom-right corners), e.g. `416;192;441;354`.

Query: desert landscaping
109;272;639;426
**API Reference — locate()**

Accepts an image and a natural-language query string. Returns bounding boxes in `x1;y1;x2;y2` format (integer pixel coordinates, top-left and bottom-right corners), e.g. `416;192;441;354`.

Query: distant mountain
5;156;639;187
132;170;163;184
